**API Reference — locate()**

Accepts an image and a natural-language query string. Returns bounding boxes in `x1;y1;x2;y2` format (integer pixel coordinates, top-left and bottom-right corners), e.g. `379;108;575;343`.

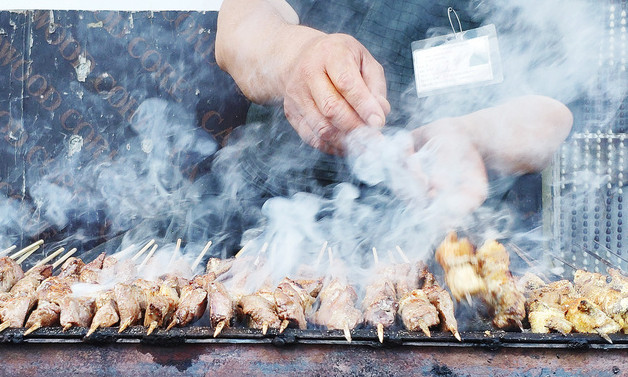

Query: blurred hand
282;33;391;155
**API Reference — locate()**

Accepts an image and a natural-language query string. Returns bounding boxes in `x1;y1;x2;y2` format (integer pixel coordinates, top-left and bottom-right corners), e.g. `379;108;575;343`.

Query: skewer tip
86;325;98;337
63;324;72;331
418;320;431;338
599;332;613;344
377;323;384;343
453;330;462;342
261;322;269;335
279;319;290;334
166;319;178;331
23;324;41;336
343;323;352;343
213;320;226;338
0;322;11;333
146;321;158;336
118;319;132;333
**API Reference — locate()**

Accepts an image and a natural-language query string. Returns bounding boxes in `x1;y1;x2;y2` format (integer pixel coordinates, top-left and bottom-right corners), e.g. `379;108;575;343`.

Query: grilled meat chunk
398;289;439;336
574;270;628;331
565;297;621;342
311;279;362;332
0;257;24;293
362;279;397;329
206;281;234;335
114;283;145;332
525;279;574;335
608;268;628;294
168;282;207;329
88;290;120;335
144;277;179;333
435;232;485;301
476;240;526;330
421;269;460;340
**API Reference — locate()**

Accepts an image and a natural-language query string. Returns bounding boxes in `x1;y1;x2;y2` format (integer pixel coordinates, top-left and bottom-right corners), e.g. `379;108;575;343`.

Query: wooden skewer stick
343;323;352;343
52;248;78;269
10;240;44;260
372;247;379;265
146;321;158;335
131;239;155;262
86;323;99;337
32;247;65;269
191;241;212;270
166;319;178;331
315;241;329;266
168;239;181;266
234;240;252;259
327;247;334;265
0;245;16;257
213;320;226;338
138;244;158;270
253;242;269;267
598;331;613;344
395;245;410;264
23;324;41;336
377;323;384;344
118;319;133;333
453;329;462;342
15;246;40;265
63;324;72;331
279;319;290;333
418;319;431;337
0;322;10;333
261;322;269;335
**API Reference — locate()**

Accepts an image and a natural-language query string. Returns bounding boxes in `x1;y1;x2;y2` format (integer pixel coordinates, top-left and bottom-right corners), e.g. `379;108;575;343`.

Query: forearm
215;0;324;104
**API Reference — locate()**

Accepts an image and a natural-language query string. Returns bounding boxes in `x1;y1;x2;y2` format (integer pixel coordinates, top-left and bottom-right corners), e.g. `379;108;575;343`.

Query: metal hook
447;7;463;37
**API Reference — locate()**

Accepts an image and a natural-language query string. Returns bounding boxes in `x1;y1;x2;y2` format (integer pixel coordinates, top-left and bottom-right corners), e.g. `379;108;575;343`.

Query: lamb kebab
435;232;486;302
0;256;24;293
361;249;398;343
166;279;208;331
608;268;628;294
573;269;628;332
274;277;323;333
419;266;461;341
0;265;53;332
311;277;362;342
475;240;526;330
522;276;574;335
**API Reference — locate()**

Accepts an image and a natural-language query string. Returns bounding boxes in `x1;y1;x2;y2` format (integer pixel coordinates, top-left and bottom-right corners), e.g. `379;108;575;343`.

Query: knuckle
320;96;341;118
334;71;354;92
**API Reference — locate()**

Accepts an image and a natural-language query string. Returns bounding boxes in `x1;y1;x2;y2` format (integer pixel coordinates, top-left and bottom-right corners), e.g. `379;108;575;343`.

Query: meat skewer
0;256;24;293
86;290;119;337
523;277;574;335
191;241;212;271
435;232;486;303
476;240;526;330
573;270;628;332
420;266;461;341
361;248;398;343
9;240;44;261
144;276;180;335
166;280;207;330
0;245;17;257
31;247;66;269
274;277;323;333
0;265;53;333
608;268;628;295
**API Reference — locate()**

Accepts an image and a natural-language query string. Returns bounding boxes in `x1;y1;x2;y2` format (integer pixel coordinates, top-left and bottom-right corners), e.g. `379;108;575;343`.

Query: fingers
326;52;387;128
284;97;340;155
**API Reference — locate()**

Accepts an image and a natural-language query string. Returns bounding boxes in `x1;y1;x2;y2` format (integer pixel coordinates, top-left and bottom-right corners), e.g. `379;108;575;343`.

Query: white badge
412;8;503;97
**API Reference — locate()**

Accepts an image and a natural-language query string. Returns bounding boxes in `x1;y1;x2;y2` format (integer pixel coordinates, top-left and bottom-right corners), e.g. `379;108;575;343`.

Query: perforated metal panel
548;1;628;274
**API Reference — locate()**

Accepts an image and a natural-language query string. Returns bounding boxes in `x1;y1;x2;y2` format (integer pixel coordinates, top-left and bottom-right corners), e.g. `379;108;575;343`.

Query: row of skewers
435;232;628;342
0;239;461;343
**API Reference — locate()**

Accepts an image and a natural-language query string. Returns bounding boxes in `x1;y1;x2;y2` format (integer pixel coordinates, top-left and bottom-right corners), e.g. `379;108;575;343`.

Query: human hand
282;33;391;155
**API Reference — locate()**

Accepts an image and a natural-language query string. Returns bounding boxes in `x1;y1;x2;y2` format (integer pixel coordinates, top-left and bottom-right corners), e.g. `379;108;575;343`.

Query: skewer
213;320;226;338
191;241;212;270
166;319;177;331
31;247;65;269
592;239;628;267
23;324;41;336
9;240;44;260
372;247;379;265
327;247;333;265
253;242;269;267
418;319;431;337
576;244;617;270
395;245;410;264
119;319;133;333
343;323;352;342
63;324;72;331
131;239;155;262
0;322;11;333
168;239;181;266
146;321;158;335
279;319;290;333
52;248;78;269
261;322;269;335
315;241;328;266
551;255;579;271
507;243;550;282
15;246;40;265
138;244;158;270
377;323;384;343
234;240;252;259
0;245;16;257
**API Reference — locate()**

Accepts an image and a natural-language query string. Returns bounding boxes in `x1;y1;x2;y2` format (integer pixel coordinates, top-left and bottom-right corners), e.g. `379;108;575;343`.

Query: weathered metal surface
2;327;628;350
0;341;625;377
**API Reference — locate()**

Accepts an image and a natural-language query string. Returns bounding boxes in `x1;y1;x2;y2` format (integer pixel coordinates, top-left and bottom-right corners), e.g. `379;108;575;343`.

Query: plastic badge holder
412;8;503;97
